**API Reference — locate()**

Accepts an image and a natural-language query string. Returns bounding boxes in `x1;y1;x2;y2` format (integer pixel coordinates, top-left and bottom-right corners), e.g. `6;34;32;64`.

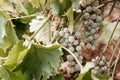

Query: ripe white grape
91;29;96;33
68;42;73;47
94;34;99;39
87;26;92;30
91;58;97;63
80;41;85;47
84;12;90;18
75;31;81;38
91;14;97;20
64;39;69;44
96;16;102;22
85;31;90;36
74;52;79;57
92;6;97;11
64;33;70;38
99;61;105;66
59;31;65;36
76;45;82;51
63;28;69;33
69;46;75;52
91;46;96;50
75;64;80;71
95;9;101;15
79;55;83;60
67;55;74;61
86;6;92;12
92;23;97;28
86;43;92;49
59;38;65;43
70;67;75;73
88;36;94;40
73;40;79;46
53;31;59;37
68;36;75;42
93;0;100;6
69;61;75;66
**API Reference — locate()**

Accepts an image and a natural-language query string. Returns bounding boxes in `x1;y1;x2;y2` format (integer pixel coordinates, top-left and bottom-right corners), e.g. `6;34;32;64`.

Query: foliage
0;0;120;80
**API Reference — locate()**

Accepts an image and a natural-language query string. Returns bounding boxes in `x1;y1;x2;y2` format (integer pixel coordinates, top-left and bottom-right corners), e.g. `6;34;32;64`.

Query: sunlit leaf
99;21;120;44
64;7;74;33
14;43;63;80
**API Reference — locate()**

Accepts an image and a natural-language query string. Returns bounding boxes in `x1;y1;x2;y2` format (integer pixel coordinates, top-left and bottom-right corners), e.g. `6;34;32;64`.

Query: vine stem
61;46;83;72
111;48;120;79
96;16;120;65
108;38;120;76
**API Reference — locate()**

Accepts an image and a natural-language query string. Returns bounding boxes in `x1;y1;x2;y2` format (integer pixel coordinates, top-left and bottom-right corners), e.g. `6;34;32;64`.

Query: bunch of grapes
80;0;102;50
51;17;85;73
91;56;109;75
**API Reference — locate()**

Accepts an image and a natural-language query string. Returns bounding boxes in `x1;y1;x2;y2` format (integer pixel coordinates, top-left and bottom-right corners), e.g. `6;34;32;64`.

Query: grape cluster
91;56;109;75
80;0;102;50
51;17;84;73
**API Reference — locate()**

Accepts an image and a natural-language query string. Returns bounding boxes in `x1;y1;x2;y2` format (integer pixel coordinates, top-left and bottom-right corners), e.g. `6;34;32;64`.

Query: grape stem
96;16;120;66
108;38;120;76
61;46;83;72
111;47;120;79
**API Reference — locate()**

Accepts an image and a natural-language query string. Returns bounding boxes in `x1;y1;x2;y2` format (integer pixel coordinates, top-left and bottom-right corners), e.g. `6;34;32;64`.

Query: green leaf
99;21;120;44
15;43;63;80
50;0;72;16
0;16;6;44
0;66;31;80
64;7;74;33
4;41;28;70
76;69;92;80
94;74;109;80
29;16;51;45
9;0;29;15
76;62;95;80
29;0;45;8
0;10;18;51
0;0;17;14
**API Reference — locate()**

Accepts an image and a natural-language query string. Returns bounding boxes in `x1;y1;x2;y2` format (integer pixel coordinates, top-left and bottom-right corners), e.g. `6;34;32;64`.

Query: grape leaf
14;43;63;80
76;62;95;80
0;66;31;80
29;16;51;45
29;0;45;8
9;0;29;15
64;7;74;34
99;21;120;44
0;0;17;14
4;41;28;70
50;0;72;16
49;74;65;80
0;16;6;44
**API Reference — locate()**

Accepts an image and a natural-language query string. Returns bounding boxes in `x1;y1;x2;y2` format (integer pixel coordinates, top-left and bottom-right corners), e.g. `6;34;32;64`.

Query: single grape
70;67;75;73
86;43;92;49
88;36;94;41
59;38;65;43
91;14;97;20
87;26;92;31
73;40;79;46
68;42;73;47
91;46;96;50
84;12;90;19
76;45;82;51
67;55;74;61
69;61;75;66
92;6;97;11
78;55;83;60
96;16;102;22
75;31;81;38
85;31;90;36
101;66;107;71
80;41;85;47
93;0;100;6
75;64;80;71
68;36;75;42
95;9;101;15
69;46;75;52
92;23;97;28
91;58;97;63
64;39;69;44
59;31;65;36
94;34;99;39
53;31;59;37
63;28;69;33
74;52;79;57
91;29;96;33
86;6;92;12
99;61;105;66
64;33;70;38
